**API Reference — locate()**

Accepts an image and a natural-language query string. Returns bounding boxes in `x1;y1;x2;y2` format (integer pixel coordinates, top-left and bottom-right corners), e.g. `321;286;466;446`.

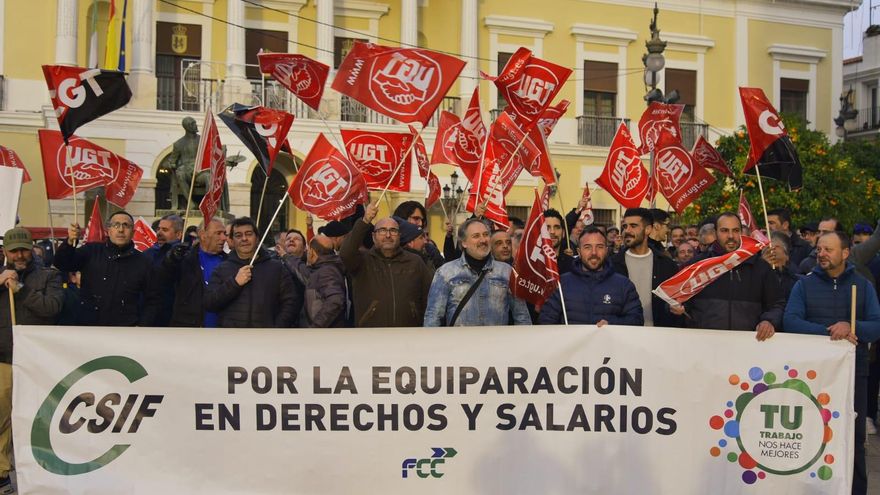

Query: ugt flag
197;111;226;225
596;124;649;208
489;47;572;128
691;135;733;177
432;110;481;182
341;129;413;192
38;130;143;207
637;102;684;155
332;41;466;126
510;187;559;307
288;134;369;221
0;145;31;183
83;199;106;244
132;217;156;252
42;65;132;142
258;52;329;111
739;87;803;190
653;143;715;213
219;104;294;175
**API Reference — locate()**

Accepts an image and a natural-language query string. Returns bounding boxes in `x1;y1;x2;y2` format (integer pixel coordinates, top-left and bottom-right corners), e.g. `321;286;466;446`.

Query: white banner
12;325;854;494
0;167;23;234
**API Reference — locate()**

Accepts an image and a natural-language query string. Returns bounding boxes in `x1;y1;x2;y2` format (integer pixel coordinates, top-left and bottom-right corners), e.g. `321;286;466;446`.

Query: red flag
578;185;594;226
653;235;765;306
596;124;649;208
426;172;441;209
197;111;226;225
219;104;294;175
132;217;156;252
258;52;329;111
638;102;684;154
510;188;559;306
738;191;770;244
739;87;802;190
42;65;132;142
691;135;732;177
462;87;488;145
537;99;570;139
431;111;481;181
490;111;549;184
408;125;430;178
84;199;106;243
0;145;31;183
38;129;143;207
341;129;412;192
653;144;716;213
466;144;510;229
289;134;369;221
331;42;466;126
492;47;572;128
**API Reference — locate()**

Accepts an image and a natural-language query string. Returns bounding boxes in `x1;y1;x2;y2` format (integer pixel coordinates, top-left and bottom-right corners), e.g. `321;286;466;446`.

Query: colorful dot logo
708;366;838;485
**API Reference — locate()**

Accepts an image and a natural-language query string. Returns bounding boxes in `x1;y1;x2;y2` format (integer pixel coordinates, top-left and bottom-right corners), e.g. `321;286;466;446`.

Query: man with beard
671;212;783;339
145;214;183;265
0;227;63;494
425;218;530;326
544;209;574;273
55;211;161;326
784;232;880;495
491;230;513;264
767;207;811;266
341;203;432;327
162;219;228;327
539;227;643;326
612;208;682;327
669;225;686;257
204;217;302;327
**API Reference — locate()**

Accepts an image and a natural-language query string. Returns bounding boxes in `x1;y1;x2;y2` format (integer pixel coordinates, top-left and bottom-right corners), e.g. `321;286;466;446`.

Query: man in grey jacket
302;235;348;327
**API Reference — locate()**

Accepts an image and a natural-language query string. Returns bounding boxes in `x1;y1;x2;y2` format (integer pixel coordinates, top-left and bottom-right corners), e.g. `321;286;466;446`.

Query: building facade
0;0;849;240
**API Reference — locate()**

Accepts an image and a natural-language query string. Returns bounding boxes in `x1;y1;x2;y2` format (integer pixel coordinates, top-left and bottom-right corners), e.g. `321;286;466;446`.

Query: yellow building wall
701;15;736;129
5;1;56;79
297;3;318;59
377;0;400;45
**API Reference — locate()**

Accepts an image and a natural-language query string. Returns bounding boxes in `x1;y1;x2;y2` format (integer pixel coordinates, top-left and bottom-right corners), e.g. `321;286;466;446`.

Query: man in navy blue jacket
784;231;880;495
539;227;643;326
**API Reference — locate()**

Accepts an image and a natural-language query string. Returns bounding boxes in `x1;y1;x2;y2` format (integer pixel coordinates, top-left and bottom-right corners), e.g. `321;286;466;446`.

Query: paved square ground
869;434;880;495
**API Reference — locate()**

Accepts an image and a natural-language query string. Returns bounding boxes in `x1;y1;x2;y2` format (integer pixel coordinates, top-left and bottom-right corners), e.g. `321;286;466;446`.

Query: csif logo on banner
30;356;164;475
401;447;457;479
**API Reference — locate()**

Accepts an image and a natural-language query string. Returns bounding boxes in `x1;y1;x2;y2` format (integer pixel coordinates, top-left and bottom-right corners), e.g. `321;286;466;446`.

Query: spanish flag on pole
102;0;127;71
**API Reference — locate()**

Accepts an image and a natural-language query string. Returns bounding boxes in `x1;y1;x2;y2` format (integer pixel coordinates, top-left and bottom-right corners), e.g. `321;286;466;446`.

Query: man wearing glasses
340;202;433;327
54;211;161;326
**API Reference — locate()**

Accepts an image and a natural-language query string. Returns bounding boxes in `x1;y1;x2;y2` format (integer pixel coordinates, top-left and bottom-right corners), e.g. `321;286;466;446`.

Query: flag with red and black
42;65;132;143
739;87;803;191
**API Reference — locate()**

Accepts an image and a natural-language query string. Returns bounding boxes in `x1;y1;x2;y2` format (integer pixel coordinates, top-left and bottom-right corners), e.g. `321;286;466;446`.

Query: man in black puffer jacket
204;217;302;328
672;212;784;340
54;211;161;326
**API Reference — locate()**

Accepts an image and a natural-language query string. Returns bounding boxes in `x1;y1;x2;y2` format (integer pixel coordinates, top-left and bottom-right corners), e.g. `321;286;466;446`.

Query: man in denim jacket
424;219;531;326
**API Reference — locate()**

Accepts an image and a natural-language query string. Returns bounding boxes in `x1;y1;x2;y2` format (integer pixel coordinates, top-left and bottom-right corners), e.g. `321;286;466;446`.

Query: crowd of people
1;199;880;494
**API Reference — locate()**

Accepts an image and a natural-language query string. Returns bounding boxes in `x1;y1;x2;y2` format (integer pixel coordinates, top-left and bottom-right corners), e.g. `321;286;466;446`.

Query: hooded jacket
539;260;643;326
340;220;433;327
54;240;161;326
204;248;302;328
784;262;880;376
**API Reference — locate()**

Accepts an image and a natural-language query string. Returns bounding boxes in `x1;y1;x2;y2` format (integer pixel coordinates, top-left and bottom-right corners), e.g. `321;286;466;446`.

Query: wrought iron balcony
577;115;630;147
679;120;709;150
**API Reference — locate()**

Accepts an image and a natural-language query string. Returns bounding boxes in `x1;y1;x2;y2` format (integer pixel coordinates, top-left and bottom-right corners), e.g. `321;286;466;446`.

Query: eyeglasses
108;222;133;230
375;228;400;237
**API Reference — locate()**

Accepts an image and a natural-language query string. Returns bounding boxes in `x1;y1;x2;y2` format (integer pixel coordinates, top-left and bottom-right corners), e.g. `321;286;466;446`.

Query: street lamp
440;171;464;232
834;89;859;138
642;3;667;103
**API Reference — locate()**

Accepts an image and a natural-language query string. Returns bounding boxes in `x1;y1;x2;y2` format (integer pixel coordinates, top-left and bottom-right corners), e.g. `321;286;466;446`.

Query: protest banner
13;325;854;494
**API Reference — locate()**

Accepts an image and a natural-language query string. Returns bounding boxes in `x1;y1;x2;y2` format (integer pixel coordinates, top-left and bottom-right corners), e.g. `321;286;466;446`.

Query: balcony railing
679;121;709;150
340;95;460;127
850;106;880;133
577;115;630;147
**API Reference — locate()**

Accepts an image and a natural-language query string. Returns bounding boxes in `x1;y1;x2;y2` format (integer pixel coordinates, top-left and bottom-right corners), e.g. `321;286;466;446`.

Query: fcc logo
401;447;457;479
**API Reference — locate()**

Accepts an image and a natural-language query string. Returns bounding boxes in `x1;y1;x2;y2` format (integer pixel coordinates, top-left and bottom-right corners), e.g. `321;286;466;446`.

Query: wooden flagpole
851;284;857;339
375;124;426;205
753;166;772;238
6;287;15;326
250;196;287;266
65;144;78;227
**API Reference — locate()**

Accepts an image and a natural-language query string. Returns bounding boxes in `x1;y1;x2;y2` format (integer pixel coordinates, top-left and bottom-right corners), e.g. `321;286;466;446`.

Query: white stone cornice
767;44;827;64
662;32;715;54
484;15;554;38
334;0;389;20
570;24;637;47
246;0;307;11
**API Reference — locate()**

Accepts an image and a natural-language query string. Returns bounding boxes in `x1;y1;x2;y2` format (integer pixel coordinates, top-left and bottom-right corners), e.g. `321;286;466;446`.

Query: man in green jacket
340;202;433;327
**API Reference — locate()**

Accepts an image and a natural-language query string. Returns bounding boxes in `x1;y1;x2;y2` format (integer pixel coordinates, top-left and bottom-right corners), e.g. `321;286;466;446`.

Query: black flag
42;65;132;143
218;104;295;175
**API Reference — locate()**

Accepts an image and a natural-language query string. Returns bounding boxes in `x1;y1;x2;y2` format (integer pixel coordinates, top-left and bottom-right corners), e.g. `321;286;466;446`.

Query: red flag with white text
491;47;572;128
408;124;430;178
197;111;226;225
596;124;649;208
431;111;481;181
38;129;143;206
638;102;684;154
537;99;570;139
490;111;550;184
132;217;156;252
691;135;733;177
84;199;106;244
341;129;412;192
739;87;802;190
426;172;441;209
258;52;329;111
0;145;31;183
510;187;559;306
289;134;369;221
42;65;132;142
466;144;510;229
331;41;466;126
653;143;716;213
653;235;765;306
578;184;594;226
738;191;770;244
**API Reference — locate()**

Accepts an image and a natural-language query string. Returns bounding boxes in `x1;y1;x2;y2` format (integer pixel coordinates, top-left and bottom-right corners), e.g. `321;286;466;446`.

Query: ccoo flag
42;65;132;143
739;87;803;190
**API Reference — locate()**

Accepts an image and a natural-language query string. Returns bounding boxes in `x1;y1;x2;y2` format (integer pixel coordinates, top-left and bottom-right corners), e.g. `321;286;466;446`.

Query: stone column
316;0;334;68
55;0;79;66
400;0;418;47
223;0;249;104
128;0;157;109
460;0;478;98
